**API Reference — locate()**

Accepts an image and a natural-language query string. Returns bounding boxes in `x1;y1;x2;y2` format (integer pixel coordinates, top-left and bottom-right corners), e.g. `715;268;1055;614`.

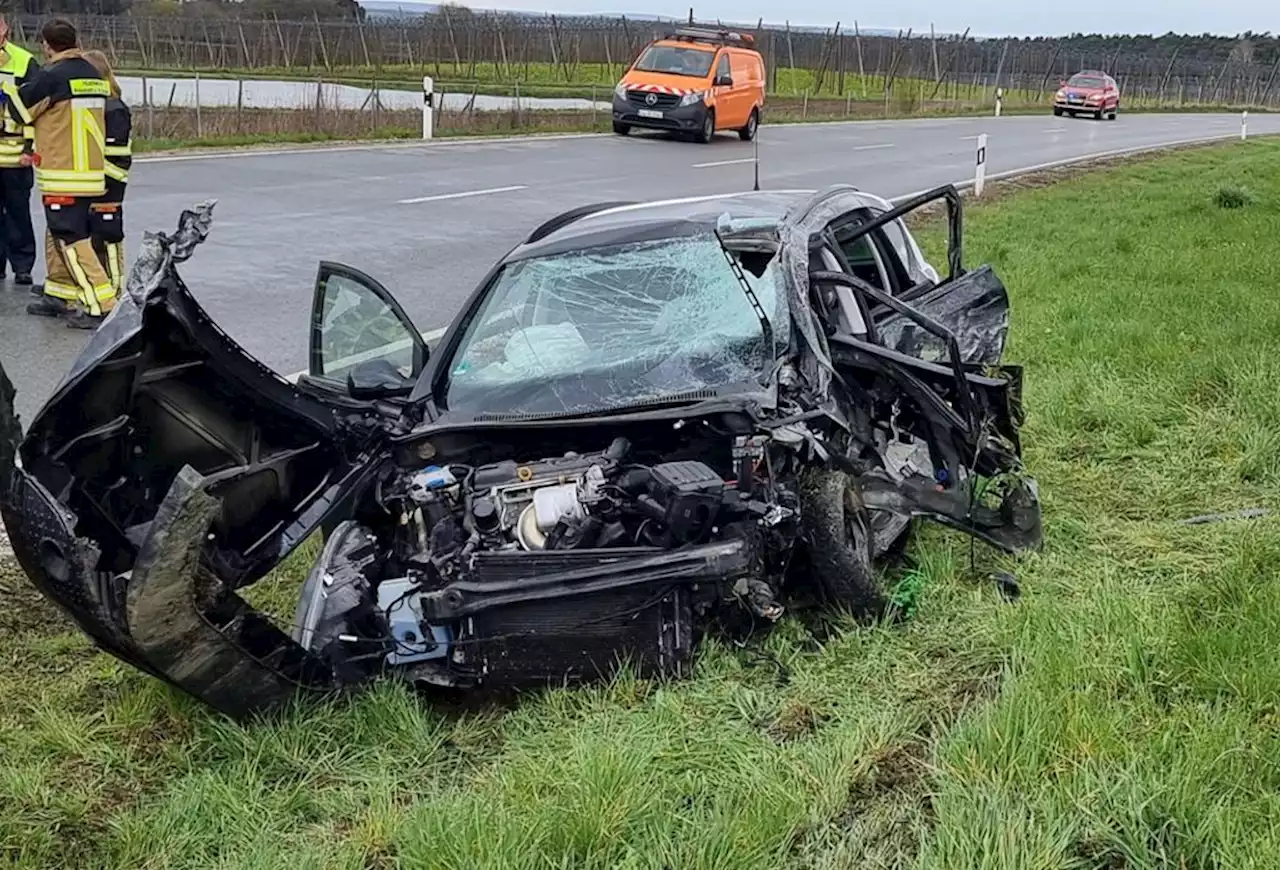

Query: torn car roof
511;187;899;261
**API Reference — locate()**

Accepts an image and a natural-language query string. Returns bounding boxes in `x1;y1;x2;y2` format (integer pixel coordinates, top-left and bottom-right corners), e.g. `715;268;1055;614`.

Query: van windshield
634;45;716;78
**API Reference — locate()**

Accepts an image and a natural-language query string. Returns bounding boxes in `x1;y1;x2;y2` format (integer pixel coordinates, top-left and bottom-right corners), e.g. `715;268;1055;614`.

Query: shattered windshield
443;235;788;417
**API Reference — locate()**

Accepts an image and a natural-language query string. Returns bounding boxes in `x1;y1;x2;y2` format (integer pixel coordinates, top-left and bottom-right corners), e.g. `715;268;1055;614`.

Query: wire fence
7;13;1279;109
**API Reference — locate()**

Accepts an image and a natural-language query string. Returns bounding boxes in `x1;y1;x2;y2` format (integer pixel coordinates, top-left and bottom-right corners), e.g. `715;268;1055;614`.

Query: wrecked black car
0;185;1041;719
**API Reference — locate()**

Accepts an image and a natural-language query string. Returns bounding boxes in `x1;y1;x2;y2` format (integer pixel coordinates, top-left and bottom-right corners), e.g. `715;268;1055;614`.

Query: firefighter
83;50;128;297
2;18;113;329
0;15;38;287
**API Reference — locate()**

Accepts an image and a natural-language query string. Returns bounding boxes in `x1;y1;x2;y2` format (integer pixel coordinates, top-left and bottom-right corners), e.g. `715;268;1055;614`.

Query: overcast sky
451;0;1272;37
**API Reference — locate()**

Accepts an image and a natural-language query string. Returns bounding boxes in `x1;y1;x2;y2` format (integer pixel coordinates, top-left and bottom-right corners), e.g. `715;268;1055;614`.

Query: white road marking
960;134;983;140
398;185;527;205
851;143;895;151
692;157;757;168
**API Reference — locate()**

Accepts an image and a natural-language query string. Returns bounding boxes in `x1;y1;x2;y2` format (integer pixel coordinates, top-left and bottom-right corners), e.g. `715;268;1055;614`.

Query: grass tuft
1213;183;1256;209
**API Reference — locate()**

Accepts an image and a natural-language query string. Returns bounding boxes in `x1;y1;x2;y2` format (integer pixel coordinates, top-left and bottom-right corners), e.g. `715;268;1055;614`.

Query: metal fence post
1242;110;1249;140
194;72;202;138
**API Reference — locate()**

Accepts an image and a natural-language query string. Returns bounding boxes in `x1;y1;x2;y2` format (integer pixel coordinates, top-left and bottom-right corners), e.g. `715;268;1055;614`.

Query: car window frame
307;260;426;390
716;52;731;81
825;208;907;296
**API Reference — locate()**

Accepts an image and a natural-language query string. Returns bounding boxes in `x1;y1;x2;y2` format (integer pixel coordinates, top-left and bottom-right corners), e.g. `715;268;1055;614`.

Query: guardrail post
422;75;435;140
975;133;988;197
1242;110;1248;141
994;88;1003;117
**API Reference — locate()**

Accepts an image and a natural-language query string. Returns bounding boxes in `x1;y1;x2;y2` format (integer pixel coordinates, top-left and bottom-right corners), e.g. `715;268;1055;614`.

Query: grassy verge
4;140;1280;868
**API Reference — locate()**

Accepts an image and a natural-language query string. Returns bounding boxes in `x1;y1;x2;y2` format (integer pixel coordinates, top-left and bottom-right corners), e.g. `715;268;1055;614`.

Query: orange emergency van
611;28;766;143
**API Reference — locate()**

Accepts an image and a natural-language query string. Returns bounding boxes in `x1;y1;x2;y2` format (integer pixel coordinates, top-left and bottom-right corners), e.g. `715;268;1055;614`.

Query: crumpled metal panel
30;200;218;424
876;265;1011;366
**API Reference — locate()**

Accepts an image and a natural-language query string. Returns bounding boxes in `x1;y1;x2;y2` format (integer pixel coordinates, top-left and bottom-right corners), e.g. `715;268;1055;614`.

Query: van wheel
738;108;759;141
695;110;715;144
612;122;631;136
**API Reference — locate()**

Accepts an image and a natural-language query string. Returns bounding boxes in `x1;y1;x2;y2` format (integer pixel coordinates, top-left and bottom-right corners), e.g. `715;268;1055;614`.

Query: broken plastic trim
125;465;335;716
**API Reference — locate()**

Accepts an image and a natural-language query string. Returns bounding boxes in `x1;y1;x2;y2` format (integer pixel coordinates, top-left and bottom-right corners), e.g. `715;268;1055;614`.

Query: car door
712;51;738;127
816;188;1010;366
300;261;429;403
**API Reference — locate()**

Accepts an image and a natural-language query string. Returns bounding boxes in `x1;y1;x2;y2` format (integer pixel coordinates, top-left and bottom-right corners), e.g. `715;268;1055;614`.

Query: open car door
0;204;392;717
811;187;1040;553
298;261;428;403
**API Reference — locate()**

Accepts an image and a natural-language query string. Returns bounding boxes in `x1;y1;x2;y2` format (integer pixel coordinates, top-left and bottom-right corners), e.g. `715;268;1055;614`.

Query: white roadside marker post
422;76;435;140
1242;110;1248;141
995;88;1003;117
975;133;988;198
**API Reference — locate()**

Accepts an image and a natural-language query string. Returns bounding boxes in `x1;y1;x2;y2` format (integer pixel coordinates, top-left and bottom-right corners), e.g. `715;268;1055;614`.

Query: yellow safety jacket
3;49;107;197
0;41;37;170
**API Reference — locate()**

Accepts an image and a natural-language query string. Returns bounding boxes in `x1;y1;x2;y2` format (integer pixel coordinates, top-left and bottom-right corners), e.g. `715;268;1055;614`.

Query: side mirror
346;359;415;400
1059;79;1067;87
714;74;733;87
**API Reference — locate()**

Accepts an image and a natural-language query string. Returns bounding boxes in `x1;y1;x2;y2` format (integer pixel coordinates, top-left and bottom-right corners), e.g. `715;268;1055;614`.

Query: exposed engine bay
297;430;811;686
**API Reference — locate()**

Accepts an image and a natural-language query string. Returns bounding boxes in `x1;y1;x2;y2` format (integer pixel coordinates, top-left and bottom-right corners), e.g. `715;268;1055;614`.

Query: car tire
738;108;759;141
1108;106;1119;121
1053;107;1063;117
612;121;631;136
799;468;884;616
696;110;715;144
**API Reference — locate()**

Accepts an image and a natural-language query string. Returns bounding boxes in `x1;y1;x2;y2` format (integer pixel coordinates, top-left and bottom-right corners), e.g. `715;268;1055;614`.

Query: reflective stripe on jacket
4;50;107;196
102;96;131;186
0;42;37;169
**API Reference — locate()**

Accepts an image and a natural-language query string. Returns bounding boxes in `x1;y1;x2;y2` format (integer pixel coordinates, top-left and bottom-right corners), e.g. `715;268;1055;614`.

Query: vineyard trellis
9;12;1280;108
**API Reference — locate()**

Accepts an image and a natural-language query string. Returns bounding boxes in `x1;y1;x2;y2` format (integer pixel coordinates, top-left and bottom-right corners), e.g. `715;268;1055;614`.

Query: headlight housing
614;82;628;99
679;90;708;107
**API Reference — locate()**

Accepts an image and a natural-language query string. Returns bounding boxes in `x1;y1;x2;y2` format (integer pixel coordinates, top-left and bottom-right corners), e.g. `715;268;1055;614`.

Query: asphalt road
1;111;1275;423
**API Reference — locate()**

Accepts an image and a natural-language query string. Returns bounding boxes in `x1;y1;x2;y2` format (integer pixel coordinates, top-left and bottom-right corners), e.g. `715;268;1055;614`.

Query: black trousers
0;167;35;276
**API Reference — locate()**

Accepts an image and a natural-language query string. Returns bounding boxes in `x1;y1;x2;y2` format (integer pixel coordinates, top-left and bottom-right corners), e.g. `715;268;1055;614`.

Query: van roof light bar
665;27;756;47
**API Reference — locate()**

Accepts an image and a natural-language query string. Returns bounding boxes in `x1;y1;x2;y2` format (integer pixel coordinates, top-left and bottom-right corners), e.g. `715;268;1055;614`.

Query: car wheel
696;110;715;144
799;468;885;616
612;121;631;136
1053;107;1063;117
739;108;759;141
1108;107;1119;121
1094;109;1104;120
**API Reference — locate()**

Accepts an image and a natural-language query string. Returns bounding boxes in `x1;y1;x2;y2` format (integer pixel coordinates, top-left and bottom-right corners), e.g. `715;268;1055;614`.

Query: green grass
5;140;1280;868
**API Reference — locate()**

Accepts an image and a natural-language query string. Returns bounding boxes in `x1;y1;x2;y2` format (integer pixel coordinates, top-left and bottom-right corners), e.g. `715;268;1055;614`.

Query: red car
1054;71;1119;120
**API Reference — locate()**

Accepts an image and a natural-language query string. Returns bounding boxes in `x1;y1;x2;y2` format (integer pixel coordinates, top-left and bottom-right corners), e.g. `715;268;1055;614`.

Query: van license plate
638;109;663;119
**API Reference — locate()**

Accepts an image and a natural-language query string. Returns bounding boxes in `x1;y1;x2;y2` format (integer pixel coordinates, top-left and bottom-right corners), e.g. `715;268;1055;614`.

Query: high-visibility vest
0;42;36;169
3;50;107;197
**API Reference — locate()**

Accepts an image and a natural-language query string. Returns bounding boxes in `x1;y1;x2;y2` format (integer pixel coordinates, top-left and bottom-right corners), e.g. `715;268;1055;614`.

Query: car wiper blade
713;228;774;360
